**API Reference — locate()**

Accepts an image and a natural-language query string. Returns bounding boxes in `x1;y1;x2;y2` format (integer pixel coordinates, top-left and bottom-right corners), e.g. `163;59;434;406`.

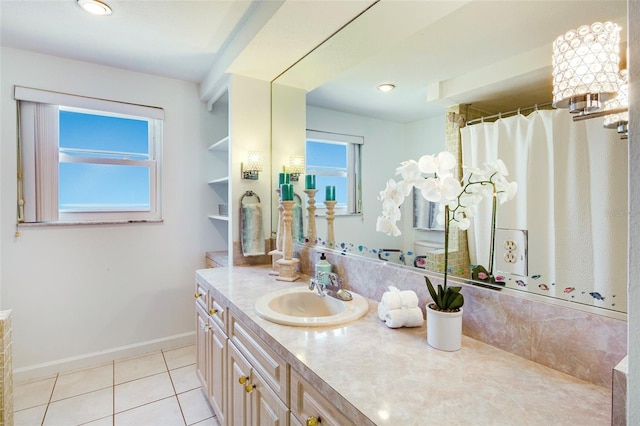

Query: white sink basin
254;286;369;327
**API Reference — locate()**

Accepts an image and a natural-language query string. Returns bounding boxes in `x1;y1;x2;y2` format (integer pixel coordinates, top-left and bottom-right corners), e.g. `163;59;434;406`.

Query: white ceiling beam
427;44;551;105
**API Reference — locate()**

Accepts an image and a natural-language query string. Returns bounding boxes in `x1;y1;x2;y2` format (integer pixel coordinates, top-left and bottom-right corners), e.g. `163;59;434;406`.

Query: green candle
305;174;316;189
325;185;335;201
278;173;290;185
281;183;294;201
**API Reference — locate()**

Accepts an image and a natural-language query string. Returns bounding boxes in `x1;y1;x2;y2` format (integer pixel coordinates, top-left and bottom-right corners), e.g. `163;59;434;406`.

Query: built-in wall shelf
208;177;229;185
206;87;230;264
208;136;229;152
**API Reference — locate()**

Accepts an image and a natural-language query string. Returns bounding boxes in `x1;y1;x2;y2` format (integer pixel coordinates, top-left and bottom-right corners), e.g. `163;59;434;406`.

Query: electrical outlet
495;228;528;276
504;240;517;251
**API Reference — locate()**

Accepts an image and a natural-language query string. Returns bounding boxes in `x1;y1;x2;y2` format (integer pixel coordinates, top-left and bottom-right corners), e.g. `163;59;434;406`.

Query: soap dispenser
316;253;332;284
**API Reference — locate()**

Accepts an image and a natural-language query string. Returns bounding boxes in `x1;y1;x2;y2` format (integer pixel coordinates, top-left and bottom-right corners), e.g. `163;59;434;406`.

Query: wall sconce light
241;151;263;180
603;69;628;136
288;155;305;181
552;21;621;116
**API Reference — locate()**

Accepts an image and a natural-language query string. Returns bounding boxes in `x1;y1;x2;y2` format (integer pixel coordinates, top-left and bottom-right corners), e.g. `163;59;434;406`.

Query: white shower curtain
460;109;627;311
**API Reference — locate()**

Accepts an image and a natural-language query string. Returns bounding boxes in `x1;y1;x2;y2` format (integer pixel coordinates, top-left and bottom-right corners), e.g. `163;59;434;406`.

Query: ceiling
0;0;628;119
0;0;375;99
0;0;255;82
276;0;628;122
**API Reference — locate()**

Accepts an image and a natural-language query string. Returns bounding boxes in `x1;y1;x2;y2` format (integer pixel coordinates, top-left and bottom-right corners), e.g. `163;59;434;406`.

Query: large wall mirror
271;0;629;314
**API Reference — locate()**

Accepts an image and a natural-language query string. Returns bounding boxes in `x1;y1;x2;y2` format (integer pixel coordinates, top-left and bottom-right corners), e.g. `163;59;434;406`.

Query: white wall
229;75;273;246
0;47;217;372
272;84;307;234
306;106;444;254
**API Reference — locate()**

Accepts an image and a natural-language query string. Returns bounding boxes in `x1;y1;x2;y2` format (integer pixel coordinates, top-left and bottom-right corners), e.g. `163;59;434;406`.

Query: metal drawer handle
306;416;321;426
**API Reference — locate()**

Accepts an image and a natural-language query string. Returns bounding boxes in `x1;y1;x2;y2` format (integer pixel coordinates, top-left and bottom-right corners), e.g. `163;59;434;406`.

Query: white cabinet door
195;303;209;394
228;342;252;426
251;367;289;426
209;321;226;423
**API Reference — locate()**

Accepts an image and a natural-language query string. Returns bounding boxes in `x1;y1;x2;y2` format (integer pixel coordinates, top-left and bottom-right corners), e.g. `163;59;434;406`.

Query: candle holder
303;189;318;244
276;200;300;281
324;200;337;248
268;187;284;275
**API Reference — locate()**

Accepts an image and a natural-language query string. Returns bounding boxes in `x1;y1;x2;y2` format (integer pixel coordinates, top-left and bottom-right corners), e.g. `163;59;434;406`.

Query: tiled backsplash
295;246;627;388
612;356;627;425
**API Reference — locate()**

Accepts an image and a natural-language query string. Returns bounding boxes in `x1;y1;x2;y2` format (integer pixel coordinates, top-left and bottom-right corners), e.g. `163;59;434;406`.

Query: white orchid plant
376;151;517;311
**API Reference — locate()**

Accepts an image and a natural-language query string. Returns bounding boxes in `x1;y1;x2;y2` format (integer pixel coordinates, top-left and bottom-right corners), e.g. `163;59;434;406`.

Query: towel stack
377;286;424;328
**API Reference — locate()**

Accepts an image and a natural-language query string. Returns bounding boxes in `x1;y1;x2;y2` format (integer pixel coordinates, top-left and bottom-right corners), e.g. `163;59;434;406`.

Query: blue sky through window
306;140;348;204
58;110;151;211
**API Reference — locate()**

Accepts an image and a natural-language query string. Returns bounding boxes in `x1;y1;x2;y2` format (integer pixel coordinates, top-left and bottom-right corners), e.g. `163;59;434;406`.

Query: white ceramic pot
426;304;463;351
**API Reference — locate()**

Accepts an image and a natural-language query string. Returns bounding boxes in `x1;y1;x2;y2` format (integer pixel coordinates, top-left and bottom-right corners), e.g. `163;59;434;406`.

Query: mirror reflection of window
412;188;443;231
305;130;362;215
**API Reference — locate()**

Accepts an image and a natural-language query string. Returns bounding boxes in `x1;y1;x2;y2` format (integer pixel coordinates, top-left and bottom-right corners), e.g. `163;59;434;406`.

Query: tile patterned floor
13;345;221;426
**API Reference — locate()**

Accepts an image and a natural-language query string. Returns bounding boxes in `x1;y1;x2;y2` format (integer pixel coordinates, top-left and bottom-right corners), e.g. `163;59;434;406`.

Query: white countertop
196;265;611;426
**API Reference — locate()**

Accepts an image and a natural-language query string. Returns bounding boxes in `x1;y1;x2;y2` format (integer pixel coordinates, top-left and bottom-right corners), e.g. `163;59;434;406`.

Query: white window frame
15;86;164;224
305;129;363;215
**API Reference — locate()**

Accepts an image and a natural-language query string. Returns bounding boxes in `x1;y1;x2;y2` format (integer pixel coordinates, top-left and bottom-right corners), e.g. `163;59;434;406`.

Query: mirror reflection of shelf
208;177;230;185
208;136;229;152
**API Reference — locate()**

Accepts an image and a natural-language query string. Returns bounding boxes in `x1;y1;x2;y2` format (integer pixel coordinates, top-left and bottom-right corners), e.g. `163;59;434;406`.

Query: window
305;130;362;215
15;86;163;224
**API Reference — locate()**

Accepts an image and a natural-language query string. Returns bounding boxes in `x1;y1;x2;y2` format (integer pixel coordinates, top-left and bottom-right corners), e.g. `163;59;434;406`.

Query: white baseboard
13;331;195;384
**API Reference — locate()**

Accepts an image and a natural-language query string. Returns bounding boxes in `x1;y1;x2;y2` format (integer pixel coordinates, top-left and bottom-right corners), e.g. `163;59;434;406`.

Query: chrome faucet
309;272;353;301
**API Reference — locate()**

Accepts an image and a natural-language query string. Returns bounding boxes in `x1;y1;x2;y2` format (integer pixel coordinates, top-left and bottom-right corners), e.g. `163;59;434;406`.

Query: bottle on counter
316;253;332;284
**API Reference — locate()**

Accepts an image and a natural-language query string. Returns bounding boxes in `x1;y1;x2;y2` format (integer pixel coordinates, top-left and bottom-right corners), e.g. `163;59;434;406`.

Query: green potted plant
377;151;516;351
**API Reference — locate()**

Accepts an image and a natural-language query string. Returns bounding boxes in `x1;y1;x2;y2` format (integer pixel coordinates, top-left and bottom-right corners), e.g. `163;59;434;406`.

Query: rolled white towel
399;290;419;308
379;286;419;314
383;307;424;328
378;288;401;317
403;307;424;327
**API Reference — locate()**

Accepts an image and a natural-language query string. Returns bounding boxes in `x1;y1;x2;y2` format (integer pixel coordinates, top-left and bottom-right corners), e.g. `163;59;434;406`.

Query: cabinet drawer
290;369;354;426
194;282;208;310
229;313;289;404
208;295;227;334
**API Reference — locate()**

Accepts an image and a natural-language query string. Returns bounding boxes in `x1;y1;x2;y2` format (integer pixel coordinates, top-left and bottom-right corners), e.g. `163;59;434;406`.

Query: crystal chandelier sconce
241;151;263;180
288;155;305;181
552;21;621;116
603;69;629;135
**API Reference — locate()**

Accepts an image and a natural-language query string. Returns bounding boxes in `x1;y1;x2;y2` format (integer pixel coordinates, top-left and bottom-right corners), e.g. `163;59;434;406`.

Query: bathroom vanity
195;265;611;425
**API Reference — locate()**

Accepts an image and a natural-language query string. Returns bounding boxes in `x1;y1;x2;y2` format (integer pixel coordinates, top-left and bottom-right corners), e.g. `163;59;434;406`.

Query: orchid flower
378;179;405;209
418;151;457;176
376;215;401;237
377;150;518;299
396;159;422;182
376;150;517;238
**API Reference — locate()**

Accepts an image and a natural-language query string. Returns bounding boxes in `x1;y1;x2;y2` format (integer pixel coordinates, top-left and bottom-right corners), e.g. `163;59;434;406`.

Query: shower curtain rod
466;101;553;126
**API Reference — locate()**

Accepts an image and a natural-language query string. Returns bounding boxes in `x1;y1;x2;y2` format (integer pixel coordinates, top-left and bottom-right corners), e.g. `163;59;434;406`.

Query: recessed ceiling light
377;84;396;93
77;0;112;16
